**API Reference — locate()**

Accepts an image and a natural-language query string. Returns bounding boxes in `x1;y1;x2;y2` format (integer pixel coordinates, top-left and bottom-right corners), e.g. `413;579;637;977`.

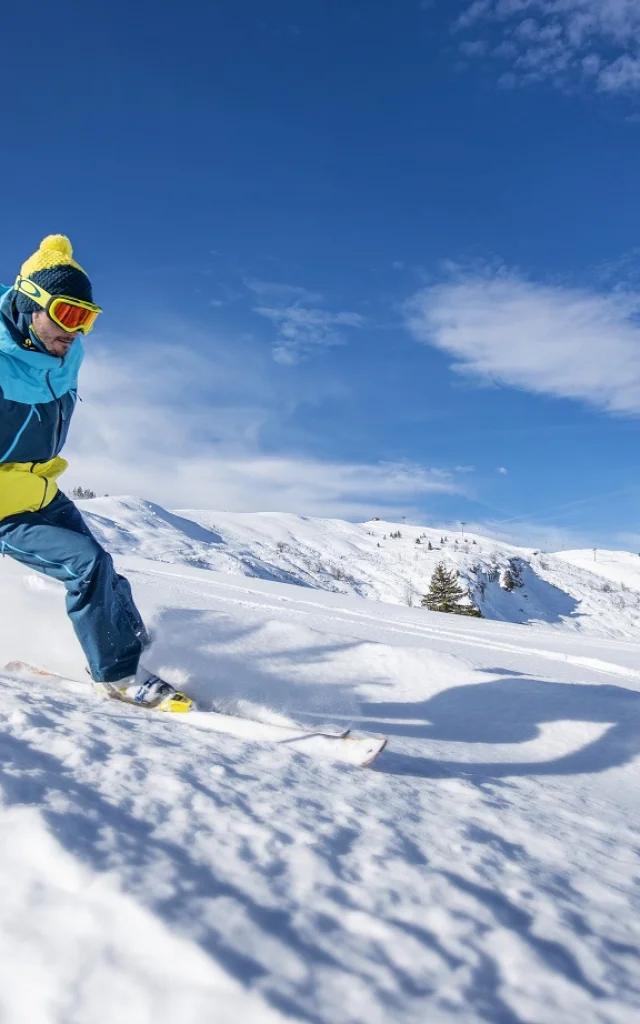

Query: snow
75;497;640;638
559;548;640;592
0;498;639;1022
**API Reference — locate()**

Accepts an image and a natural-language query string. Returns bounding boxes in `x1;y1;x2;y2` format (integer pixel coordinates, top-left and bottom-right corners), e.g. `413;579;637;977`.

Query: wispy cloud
244;278;323;304
616;530;640;552
452;0;640;93
462;517;596;550
254;303;366;365
474;480;640;547
405;266;640;414
66;324;461;517
196;272;368;364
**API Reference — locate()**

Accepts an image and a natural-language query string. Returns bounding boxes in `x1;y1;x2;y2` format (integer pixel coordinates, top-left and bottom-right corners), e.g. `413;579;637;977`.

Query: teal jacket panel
0;284;84;462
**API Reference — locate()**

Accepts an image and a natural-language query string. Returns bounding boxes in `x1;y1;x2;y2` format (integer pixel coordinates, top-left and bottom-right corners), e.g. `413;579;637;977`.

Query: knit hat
14;234;94;313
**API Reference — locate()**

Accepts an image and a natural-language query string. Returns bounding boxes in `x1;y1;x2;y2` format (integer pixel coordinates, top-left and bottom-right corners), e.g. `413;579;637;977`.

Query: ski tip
358;735;388;767
4;660;53;677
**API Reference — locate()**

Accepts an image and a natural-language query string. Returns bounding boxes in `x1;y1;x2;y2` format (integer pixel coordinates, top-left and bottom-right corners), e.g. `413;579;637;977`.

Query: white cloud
406;267;640;414
203;275;365;364
453;0;640;93
616;530;640;551
462;517;596;550
254;304;366;364
65;327;461;517
459;39;489;56
244;278;323;304
498;466;509;474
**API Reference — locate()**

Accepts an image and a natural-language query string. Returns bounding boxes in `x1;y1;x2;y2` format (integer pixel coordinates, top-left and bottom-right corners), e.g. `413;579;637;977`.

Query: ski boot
112;667;194;713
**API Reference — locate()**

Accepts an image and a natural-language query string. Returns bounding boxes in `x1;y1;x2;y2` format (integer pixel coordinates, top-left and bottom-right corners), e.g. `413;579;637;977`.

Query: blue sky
2;0;640;549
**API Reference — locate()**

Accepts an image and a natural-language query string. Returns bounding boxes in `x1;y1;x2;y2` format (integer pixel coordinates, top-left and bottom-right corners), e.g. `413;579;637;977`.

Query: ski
3;661;387;767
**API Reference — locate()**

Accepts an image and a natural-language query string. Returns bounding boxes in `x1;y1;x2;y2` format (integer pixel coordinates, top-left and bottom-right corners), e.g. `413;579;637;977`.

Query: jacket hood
0;284;84;372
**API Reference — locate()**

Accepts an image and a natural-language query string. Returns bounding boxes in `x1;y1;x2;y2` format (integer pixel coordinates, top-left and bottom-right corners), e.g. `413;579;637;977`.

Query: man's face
31;309;79;357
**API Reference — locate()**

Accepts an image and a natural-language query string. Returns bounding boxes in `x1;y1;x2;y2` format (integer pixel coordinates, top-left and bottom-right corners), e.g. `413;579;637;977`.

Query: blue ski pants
0;491;149;682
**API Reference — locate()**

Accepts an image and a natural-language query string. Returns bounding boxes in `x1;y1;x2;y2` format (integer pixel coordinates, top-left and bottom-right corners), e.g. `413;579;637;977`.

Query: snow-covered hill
78;497;640;639
0;497;639;1022
558;547;640;591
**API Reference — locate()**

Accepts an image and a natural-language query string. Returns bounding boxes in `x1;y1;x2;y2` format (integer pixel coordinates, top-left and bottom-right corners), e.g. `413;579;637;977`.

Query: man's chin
47;341;72;356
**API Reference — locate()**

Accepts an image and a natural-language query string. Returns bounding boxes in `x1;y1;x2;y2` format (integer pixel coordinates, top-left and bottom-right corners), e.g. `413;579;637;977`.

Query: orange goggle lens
49;298;100;333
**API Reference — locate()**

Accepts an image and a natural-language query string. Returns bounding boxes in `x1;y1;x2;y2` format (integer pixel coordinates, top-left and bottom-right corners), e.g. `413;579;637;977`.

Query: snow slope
0;500;639;1023
78;497;640;638
559;548;640;592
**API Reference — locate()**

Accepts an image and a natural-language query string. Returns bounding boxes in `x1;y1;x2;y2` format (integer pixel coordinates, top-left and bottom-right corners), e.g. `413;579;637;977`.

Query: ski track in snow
0;500;639;1023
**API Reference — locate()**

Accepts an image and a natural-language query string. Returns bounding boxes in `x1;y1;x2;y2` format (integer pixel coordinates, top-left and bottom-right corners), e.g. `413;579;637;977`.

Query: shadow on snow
364;674;640;779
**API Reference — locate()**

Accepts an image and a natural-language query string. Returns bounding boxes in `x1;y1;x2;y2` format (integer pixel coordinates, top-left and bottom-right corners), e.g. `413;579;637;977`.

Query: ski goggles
13;275;102;335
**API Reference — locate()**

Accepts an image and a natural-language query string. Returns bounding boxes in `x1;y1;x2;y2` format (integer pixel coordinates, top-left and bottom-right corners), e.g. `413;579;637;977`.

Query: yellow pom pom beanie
15;234;94;313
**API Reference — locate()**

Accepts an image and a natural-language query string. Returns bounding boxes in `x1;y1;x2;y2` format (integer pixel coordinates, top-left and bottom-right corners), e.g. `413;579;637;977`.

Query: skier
0;235;183;708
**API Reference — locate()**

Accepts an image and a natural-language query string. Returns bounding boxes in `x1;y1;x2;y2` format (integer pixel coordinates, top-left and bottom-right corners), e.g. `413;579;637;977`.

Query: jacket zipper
45;369;63;456
41;359;67;506
39;476;50;510
5;361;66;511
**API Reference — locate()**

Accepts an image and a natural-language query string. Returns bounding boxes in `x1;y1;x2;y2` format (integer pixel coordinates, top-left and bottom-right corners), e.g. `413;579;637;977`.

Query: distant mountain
78;497;640;639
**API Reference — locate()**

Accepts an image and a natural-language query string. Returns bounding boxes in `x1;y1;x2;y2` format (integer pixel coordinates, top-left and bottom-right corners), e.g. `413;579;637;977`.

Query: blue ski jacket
0;284;84;519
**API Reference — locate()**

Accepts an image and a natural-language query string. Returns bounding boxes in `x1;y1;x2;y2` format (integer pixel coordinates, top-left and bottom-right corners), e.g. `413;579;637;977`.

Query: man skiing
0;235;185;709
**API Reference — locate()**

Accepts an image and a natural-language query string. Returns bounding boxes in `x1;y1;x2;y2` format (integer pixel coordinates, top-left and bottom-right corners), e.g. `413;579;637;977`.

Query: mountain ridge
74;496;640;639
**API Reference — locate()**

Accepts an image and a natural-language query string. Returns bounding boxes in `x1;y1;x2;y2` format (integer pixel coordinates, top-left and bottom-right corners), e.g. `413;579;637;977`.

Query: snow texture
0;497;639;1023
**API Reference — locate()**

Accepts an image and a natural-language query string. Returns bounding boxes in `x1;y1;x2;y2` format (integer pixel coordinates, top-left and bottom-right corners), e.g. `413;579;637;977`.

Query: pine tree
463;599;483;617
428;541;433;551
500;568;515;591
421;563;482;617
508;558;524;588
